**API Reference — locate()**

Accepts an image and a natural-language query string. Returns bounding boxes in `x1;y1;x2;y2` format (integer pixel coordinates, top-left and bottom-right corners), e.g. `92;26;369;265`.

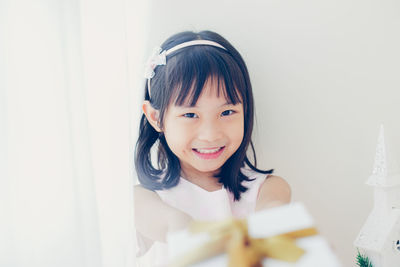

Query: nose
197;118;222;142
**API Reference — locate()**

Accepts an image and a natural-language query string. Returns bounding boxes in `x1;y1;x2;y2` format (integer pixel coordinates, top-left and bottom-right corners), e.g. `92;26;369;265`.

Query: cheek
163;123;191;152
226;117;244;145
163;132;183;158
234;125;244;145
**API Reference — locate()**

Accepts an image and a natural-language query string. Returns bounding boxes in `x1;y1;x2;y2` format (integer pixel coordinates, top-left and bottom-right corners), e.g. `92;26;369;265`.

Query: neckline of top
179;177;225;193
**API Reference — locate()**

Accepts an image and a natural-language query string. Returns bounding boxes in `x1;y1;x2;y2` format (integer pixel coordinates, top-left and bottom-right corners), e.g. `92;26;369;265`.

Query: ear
142;100;162;132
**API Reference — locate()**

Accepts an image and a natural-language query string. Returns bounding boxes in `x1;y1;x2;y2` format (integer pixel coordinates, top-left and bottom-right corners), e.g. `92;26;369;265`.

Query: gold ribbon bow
169;218;318;267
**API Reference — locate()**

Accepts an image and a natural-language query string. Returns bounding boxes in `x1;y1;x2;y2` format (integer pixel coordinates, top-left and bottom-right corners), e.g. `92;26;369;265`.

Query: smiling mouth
192;146;225;159
193;147;224;153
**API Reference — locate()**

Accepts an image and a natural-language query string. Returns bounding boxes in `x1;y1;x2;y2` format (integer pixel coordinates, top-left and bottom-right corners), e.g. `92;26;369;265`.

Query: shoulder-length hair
135;30;272;201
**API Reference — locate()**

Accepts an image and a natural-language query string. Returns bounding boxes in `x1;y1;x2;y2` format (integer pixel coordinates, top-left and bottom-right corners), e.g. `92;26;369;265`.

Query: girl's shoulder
255;174;291;210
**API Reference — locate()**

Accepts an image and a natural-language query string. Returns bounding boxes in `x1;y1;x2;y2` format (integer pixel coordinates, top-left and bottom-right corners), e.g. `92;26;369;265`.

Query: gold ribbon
169;218;318;267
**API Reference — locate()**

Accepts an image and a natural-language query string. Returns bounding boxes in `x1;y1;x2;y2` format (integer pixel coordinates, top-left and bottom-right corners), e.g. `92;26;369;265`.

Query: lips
192;146;225;159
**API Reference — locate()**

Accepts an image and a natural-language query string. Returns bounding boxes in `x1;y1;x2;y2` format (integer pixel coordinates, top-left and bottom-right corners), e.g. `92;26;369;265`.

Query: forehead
197;78;223;98
172;76;242;107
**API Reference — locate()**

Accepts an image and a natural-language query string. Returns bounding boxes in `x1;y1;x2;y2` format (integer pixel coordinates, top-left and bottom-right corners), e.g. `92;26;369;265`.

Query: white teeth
195;147;222;154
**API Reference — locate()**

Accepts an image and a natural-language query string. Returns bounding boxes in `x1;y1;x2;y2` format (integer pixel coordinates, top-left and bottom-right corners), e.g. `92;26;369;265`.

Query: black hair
134;30;273;201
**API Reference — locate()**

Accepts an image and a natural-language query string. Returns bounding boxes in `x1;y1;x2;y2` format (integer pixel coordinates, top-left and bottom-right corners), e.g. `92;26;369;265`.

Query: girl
134;30;291;265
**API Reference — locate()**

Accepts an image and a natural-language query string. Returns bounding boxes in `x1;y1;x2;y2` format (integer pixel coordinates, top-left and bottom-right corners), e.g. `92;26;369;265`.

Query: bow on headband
144;47;167;79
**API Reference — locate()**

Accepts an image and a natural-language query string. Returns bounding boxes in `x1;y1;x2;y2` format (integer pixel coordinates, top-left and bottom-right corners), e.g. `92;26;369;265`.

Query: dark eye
221;110;235;116
183;113;198;118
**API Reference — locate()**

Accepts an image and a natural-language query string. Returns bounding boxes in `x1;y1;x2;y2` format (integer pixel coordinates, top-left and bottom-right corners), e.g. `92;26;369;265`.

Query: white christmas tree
354;125;400;266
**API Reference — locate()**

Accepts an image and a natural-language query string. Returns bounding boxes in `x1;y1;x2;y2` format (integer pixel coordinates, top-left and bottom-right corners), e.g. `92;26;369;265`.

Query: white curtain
0;0;146;266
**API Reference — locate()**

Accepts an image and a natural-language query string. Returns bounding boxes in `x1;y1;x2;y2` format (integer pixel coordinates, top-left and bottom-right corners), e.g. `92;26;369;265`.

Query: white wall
141;0;400;265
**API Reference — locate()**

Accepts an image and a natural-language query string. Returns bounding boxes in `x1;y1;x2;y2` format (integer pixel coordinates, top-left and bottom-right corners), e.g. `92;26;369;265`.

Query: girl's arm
134;185;193;243
255;175;291;211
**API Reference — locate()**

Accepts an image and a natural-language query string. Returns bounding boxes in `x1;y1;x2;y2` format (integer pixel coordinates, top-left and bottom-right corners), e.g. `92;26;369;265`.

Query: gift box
166;202;342;267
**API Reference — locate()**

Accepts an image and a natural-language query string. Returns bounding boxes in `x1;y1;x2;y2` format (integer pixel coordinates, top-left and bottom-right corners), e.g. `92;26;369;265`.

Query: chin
193;164;224;174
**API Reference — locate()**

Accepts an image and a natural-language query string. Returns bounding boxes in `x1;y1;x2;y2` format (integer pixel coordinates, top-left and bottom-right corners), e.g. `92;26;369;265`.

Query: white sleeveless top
136;167;267;267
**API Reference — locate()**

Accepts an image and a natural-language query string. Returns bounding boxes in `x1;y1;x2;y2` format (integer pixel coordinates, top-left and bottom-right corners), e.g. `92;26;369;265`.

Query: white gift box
167;202;342;267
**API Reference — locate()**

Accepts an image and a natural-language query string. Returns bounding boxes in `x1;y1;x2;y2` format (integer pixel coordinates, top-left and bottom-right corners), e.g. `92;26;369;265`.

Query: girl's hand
167;207;193;233
134;185;193;244
136;230;155;257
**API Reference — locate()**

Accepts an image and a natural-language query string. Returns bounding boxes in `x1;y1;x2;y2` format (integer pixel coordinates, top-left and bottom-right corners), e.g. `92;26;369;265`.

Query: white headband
144;40;227;98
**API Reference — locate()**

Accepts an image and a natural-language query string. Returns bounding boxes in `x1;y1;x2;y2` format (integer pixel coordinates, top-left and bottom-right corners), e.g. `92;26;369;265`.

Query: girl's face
162;78;244;179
